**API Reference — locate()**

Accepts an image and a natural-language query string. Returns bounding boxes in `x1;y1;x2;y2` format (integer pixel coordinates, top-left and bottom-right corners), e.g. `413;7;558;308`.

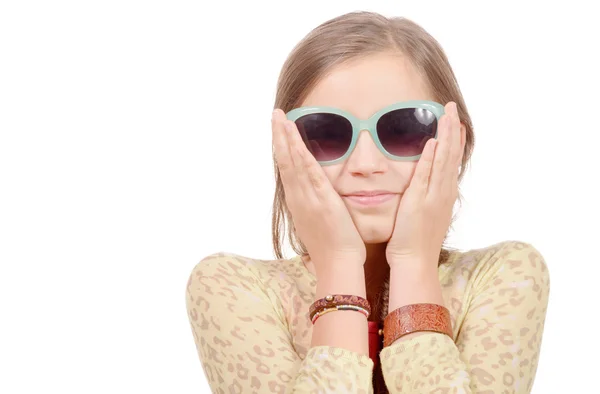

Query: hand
271;109;366;272
385;101;466;268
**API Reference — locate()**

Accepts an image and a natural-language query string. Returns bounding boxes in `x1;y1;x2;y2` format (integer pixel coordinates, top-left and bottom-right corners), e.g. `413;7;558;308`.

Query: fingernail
272;109;278;121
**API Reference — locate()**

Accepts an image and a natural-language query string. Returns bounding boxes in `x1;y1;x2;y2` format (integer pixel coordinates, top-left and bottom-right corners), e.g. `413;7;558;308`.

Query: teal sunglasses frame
285;100;445;165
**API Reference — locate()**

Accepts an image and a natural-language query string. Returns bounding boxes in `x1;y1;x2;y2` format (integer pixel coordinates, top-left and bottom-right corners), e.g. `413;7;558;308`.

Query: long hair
270;11;475;392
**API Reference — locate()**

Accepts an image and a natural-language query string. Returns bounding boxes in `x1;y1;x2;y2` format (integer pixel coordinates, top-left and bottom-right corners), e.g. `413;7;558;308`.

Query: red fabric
368;321;383;368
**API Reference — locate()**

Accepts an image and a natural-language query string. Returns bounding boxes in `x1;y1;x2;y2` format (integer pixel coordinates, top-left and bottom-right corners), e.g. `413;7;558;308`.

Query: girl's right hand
271;108;366;272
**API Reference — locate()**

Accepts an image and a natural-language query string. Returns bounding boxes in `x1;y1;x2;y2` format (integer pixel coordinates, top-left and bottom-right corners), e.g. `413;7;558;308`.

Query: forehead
301;52;432;119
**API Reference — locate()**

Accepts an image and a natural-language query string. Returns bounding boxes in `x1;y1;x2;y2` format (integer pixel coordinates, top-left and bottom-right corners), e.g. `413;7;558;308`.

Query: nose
345;130;387;176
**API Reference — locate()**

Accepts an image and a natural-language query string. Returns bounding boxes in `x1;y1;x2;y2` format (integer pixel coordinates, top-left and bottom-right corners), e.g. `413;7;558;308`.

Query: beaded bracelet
309;294;371;322
311;304;369;324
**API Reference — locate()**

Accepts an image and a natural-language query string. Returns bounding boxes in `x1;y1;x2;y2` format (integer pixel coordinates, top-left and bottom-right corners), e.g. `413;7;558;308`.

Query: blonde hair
271;11;475;264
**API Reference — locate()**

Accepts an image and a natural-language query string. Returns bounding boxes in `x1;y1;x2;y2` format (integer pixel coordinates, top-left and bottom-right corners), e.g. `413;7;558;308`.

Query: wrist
314;256;365;276
389;257;438;275
315;263;366;299
388;260;444;312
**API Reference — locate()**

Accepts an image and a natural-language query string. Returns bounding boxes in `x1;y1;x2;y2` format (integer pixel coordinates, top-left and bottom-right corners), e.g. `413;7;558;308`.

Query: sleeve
378;241;551;393
185;253;375;394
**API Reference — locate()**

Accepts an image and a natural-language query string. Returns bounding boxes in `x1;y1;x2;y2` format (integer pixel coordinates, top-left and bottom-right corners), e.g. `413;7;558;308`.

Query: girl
186;11;550;393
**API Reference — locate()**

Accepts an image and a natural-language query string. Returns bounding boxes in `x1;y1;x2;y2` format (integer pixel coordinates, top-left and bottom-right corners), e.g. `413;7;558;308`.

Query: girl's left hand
385;101;466;268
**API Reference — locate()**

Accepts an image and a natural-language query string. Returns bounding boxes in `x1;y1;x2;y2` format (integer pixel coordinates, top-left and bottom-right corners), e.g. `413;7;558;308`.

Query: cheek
321;165;343;187
391;161;418;182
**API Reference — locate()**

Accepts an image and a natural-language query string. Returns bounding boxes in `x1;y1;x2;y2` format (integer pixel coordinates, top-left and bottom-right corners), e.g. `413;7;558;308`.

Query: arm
185;253;374;393
311;259;369;355
379;241;551;393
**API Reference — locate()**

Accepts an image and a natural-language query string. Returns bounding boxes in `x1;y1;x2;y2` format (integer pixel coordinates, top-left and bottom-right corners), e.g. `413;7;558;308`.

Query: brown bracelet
311;305;370;324
309;294;371;321
383;303;453;347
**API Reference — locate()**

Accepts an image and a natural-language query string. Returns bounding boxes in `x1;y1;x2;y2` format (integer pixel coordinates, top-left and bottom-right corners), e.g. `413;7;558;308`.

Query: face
299;52;435;244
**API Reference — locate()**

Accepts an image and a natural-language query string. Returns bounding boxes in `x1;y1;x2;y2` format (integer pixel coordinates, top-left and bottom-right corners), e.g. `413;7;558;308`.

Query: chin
353;214;395;244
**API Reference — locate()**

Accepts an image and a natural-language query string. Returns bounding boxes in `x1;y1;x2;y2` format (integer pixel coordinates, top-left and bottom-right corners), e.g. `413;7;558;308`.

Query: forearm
311;261;369;356
387;260;445;344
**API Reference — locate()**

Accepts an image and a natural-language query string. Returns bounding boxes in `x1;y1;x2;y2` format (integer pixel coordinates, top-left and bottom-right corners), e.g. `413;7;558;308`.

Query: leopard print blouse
185;240;550;393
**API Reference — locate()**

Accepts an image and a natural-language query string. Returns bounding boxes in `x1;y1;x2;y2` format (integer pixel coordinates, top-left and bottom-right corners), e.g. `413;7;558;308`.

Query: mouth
342;193;398;206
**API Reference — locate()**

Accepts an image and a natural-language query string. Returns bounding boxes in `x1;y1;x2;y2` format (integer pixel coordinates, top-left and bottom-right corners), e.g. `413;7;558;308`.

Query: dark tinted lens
295;113;352;162
376;108;437;156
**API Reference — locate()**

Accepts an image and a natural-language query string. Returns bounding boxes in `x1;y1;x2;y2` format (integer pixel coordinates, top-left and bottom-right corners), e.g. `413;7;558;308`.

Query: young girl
186;11;550;393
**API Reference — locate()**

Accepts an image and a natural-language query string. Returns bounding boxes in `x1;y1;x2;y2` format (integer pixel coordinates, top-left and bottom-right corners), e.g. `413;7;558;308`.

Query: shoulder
186;251;306;296
187;252;273;285
448;240;550;293
185;252;279;320
185;252;307;334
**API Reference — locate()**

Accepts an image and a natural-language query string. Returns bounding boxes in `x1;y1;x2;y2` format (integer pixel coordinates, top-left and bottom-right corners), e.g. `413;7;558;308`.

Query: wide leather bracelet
383;303;453;347
309;294;371;322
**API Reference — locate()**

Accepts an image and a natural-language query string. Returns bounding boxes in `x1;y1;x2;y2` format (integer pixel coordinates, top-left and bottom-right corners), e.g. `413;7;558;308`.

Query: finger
429;103;454;193
272;109;298;195
284;119;330;197
308;140;327;160
449;104;463;169
447;105;463;179
457;126;466;178
408;137;437;198
461;125;466;155
443;104;462;199
285;119;312;189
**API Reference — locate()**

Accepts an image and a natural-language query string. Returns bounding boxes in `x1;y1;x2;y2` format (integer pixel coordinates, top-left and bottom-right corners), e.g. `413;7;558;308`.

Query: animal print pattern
185;240;550;393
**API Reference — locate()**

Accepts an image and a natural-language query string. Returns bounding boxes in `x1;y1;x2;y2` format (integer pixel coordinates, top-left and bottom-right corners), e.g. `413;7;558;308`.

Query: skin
297;52;467;321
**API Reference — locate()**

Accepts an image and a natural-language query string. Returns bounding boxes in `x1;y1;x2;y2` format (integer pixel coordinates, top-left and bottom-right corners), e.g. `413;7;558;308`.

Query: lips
342;192;397;206
344;190;393;197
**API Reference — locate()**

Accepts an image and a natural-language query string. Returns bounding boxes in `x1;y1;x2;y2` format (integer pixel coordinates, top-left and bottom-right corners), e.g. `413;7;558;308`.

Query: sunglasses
285;100;445;165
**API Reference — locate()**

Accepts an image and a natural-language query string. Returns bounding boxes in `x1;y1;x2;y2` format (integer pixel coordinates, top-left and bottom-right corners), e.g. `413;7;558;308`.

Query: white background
1;1;598;393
